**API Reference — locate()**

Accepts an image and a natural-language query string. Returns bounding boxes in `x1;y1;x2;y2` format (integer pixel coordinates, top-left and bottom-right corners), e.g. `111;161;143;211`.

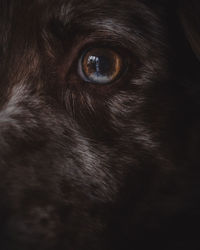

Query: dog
0;0;200;249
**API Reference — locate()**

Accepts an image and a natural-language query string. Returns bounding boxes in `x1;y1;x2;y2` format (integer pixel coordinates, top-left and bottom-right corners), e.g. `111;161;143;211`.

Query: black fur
0;0;200;249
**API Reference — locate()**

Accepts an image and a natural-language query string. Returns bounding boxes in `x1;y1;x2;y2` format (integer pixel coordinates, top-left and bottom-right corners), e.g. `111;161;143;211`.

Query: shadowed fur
0;0;200;249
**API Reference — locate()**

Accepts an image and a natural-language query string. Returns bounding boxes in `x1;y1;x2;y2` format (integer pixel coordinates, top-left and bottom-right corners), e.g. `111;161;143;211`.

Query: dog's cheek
0;83;127;248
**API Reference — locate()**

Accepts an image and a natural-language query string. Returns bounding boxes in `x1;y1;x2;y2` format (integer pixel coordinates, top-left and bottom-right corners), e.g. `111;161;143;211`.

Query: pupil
87;55;112;76
81;48;122;84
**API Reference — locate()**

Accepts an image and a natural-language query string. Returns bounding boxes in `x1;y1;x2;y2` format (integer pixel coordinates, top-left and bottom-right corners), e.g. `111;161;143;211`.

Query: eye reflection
79;48;123;84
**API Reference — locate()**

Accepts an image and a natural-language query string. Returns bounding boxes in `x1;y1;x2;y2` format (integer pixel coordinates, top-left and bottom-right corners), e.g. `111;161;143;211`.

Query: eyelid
58;38;130;78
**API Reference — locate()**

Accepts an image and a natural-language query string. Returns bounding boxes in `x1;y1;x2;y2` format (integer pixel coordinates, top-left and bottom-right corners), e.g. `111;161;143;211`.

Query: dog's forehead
0;0;166;75
39;0;161;36
1;0;165;33
0;0;162;46
11;0;158;20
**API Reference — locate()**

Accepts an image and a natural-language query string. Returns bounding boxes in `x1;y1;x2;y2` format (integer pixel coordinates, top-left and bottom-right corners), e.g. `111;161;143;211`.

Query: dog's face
0;0;200;249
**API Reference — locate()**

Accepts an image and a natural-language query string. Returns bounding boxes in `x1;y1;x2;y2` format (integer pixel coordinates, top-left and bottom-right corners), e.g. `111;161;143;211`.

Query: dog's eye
78;48;123;84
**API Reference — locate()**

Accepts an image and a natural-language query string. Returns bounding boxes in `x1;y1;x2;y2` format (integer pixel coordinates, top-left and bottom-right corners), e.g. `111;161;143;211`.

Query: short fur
0;0;200;249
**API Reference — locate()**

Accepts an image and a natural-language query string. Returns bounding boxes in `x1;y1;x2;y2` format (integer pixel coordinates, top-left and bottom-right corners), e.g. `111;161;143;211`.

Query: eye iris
81;48;122;84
